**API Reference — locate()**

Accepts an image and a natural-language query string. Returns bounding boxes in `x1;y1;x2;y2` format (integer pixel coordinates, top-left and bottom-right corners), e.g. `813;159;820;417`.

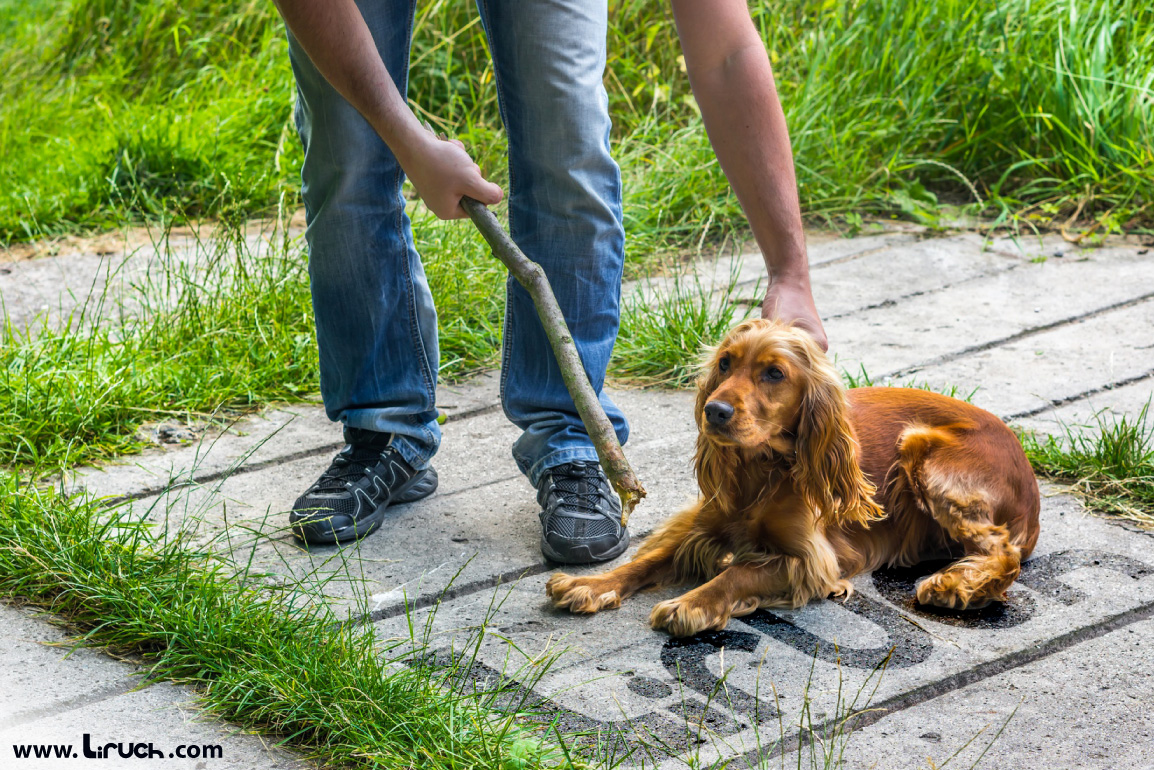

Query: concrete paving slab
1;679;311;769
368;487;1154;768
0;603;312;769
69;372;503;502
811;233;1020;320
1014;376;1154;437
0;221;305;331
1;238;194;330
910;297;1154;420
804;618;1154;770
636;233;1026;325
824;242;1154;381
635;231;925;301
0;603;139;727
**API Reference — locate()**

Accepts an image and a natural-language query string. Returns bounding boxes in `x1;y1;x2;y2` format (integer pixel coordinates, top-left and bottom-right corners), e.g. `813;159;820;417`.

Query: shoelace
551;462;610;514
311;446;385;494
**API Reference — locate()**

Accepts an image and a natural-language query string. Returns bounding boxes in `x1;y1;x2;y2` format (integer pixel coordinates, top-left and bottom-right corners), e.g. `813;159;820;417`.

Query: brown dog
546;319;1040;637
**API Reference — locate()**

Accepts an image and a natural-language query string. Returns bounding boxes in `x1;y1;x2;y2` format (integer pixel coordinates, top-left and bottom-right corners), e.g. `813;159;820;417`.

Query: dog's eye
718;355;730;373
762;366;785;382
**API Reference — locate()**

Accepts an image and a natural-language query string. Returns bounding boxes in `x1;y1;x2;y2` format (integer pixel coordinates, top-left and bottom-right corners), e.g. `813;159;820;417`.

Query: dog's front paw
649;594;730;637
546;573;622;614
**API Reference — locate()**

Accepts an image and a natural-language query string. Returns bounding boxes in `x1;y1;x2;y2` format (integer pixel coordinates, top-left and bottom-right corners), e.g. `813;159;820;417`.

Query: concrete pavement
3;227;1153;768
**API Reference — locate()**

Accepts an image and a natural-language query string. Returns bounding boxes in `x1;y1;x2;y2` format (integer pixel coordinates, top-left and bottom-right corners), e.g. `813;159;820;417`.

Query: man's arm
670;0;826;350
273;0;502;219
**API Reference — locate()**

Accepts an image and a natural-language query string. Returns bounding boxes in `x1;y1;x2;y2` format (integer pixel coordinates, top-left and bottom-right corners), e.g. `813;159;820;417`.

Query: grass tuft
0;208;506;472
0;473;582;769
611;266;753;388
840;365;978;403
1022;402;1154;528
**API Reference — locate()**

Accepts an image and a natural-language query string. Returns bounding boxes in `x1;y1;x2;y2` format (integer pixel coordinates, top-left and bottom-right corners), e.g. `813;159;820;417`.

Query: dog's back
831;387;1040;606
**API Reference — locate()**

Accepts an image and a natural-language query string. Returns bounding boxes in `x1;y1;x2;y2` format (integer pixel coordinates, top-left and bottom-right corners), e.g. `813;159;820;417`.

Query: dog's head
694;319;883;525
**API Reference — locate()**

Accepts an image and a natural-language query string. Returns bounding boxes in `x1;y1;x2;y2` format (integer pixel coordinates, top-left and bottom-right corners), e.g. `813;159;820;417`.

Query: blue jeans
287;0;629;486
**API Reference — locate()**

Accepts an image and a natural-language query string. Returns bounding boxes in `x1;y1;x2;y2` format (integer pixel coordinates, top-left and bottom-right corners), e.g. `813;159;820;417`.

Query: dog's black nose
704;401;734;426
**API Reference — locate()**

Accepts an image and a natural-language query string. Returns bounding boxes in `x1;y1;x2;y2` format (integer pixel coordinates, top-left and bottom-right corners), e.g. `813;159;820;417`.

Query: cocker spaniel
546;319;1040;637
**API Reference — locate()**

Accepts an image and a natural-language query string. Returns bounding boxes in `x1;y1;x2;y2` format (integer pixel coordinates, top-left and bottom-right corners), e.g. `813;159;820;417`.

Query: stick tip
618;485;646;527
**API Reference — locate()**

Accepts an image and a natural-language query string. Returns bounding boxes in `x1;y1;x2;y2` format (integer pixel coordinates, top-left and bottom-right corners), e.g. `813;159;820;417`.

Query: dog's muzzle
704;400;735;427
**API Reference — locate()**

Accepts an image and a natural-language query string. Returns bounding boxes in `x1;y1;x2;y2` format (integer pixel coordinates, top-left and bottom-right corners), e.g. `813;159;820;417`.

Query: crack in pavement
100;401;506;507
1004;366;1154;422
363;563;552;624
363;526;663;625
824;264;1027;321
883;290;1154;381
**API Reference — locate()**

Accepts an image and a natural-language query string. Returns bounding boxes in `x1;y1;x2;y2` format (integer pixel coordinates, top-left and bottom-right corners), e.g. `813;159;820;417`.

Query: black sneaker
537;461;629;564
290;428;438;545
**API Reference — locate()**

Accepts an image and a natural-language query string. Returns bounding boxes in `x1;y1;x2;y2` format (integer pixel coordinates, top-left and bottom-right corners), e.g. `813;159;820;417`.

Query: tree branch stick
460;196;646;523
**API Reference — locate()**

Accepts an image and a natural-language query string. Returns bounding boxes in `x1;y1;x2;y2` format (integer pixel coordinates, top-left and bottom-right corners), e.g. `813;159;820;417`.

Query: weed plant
2;0;1152;244
1022;402;1154;527
612;262;754;388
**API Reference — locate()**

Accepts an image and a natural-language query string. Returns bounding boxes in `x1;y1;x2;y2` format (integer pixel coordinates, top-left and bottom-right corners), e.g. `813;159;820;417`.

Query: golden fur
546;319;1041;636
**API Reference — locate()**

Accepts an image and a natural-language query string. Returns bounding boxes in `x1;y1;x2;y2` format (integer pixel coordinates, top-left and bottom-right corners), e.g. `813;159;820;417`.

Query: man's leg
475;0;630;563
286;0;440;544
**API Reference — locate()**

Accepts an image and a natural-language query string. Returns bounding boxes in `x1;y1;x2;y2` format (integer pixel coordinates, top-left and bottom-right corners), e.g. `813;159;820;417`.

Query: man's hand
400;133;503;220
762;278;828;351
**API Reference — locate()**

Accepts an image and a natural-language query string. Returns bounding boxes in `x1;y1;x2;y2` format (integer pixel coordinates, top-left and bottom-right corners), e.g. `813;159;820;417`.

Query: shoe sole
540;528;630;565
294;467;439;545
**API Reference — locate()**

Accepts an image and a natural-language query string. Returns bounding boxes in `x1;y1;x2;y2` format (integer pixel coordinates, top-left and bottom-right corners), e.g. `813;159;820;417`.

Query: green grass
2;0;1152;245
0;474;586;769
1;222;312;469
1022;402;1154;528
611;264;754;388
840;365;978;403
0;208;513;471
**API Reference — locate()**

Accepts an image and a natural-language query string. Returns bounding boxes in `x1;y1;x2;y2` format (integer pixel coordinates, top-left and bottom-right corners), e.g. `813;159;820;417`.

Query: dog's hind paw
829;579;855;602
546;573;622;614
915;572;996;611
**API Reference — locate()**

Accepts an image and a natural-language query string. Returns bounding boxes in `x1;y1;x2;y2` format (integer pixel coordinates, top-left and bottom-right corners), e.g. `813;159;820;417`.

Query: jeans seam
397;0;437;410
397;177;435;407
477;0;519;424
390;432;434;471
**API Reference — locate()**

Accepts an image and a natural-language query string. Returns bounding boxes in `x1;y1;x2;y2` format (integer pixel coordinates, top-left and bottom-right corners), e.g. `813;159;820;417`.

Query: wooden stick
460;196;646;523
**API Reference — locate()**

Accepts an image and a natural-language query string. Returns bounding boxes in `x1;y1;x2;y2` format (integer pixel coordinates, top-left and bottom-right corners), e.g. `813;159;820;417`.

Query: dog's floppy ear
790;340;885;527
693;335;744;513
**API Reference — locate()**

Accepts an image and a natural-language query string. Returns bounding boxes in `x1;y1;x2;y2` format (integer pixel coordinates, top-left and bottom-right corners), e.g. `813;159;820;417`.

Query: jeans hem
341;411;438;471
389;433;437;473
523;446;601;488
